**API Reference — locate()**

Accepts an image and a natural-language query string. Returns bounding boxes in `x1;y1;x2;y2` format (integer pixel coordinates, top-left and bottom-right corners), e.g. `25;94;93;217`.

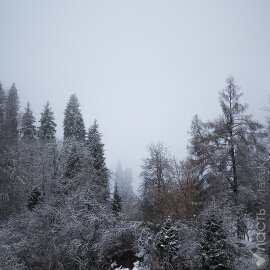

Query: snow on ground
113;261;146;270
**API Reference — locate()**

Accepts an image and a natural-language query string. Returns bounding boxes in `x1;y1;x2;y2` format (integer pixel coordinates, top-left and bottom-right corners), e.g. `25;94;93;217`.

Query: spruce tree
27;186;42;211
38;101;57;141
20;102;36;140
63;94;85;141
87;120;109;197
199;213;234;270
112;183;122;213
0;83;21;219
5;83;19;142
65;143;82;179
0;83;5;142
0;82;5;124
155;217;180;269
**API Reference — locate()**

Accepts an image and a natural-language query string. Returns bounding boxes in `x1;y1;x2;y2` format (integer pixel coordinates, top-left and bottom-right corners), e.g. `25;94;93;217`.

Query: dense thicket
0;77;269;270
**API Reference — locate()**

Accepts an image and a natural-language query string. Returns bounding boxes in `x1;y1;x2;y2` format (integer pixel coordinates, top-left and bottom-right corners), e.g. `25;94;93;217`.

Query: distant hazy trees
112;183;122;213
114;162;135;213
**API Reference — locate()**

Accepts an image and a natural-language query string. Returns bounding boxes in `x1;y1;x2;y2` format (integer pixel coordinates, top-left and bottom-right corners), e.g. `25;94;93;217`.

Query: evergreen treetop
63;94;86;141
5;83;19;142
0;82;5;129
87;120;109;182
112;183;122;213
86;120;110;200
38;101;57;141
20;102;36;140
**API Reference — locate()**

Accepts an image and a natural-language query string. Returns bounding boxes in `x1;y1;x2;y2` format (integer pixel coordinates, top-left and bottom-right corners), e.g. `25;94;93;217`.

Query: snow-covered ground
112;261;147;270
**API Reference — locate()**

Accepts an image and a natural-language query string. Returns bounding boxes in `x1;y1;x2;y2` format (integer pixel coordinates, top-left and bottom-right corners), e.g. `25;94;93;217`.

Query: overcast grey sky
1;0;270;191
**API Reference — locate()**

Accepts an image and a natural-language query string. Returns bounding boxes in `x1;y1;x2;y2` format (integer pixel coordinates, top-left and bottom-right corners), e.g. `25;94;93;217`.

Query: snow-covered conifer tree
0;82;5;132
155;217;180;269
198;213;235;270
0;83;22;219
64;143;83;179
87;120;109;198
5;83;19;142
63;94;85;141
112;183;122;213
38;101;56;141
20;102;36;140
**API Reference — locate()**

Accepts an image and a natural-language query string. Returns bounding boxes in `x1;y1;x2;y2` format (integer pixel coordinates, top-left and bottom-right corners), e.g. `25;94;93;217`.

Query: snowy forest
0;76;269;270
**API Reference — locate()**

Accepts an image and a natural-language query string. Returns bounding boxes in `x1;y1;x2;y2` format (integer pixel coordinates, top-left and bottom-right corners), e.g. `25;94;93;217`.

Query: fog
1;0;270;191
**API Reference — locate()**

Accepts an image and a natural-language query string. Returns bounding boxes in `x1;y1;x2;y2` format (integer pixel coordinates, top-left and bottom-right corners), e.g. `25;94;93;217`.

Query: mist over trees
0;77;270;269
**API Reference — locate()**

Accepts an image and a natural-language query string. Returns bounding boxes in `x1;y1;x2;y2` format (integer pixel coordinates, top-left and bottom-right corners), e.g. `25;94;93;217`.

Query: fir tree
20;102;36;140
63;94;85;141
64;142;82;179
0;83;5;141
27;186;42;211
112;183;122;213
0;82;5;124
199;213;235;270
5;83;19;142
38;101;57;141
155;217;180;269
87;120;109;197
0;83;21;220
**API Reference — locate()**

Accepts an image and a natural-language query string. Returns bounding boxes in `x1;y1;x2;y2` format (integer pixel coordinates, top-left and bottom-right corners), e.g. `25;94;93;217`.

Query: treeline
0;77;269;270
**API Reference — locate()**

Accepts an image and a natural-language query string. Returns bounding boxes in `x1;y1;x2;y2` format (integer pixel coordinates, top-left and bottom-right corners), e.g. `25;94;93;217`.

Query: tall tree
63;94;85;141
87;120;109;198
0;82;5;128
64;143;82;179
114;162;134;203
5;83;19;142
20;102;36;140
112;183;122;213
189;76;266;238
0;83;22;220
0;83;6;143
166;158;204;220
38;101;57;141
140;142;172;222
198;212;235;270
